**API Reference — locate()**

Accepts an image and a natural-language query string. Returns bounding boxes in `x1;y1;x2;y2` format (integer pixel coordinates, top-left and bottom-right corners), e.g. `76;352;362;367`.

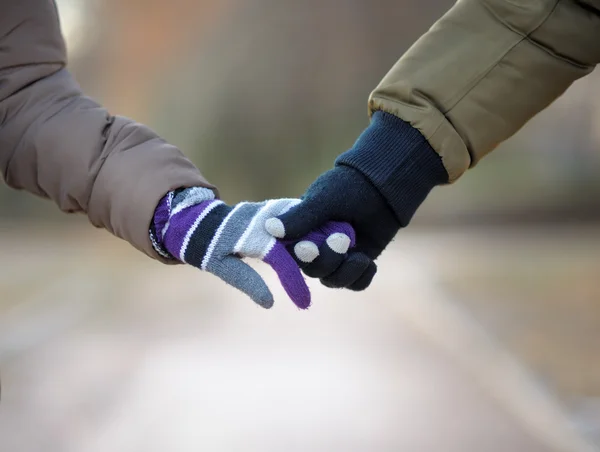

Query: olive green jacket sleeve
370;0;600;182
0;0;216;261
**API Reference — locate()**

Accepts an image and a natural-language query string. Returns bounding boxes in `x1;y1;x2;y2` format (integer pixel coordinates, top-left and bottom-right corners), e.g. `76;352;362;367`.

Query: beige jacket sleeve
0;0;216;261
370;0;600;182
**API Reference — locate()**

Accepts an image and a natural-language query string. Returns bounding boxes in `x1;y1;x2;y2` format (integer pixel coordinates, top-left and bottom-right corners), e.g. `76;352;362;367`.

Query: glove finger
291;241;320;269
320;251;372;289
289;221;356;248
263;241;311;309
348;260;377;291
210;256;274;309
265;201;325;240
302;233;352;278
287;220;356;268
311;221;356;248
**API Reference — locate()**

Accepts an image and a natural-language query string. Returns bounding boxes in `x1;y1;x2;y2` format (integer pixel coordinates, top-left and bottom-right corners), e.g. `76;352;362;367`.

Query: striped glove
151;187;355;309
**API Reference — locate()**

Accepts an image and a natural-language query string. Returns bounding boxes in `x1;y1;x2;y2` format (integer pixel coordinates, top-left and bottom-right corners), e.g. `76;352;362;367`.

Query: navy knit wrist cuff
335;111;448;226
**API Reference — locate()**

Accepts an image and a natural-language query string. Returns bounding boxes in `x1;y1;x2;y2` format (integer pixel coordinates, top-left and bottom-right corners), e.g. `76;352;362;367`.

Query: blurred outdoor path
0;224;597;452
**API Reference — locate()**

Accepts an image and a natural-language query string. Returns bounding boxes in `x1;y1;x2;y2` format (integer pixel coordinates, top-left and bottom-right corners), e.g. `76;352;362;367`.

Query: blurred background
0;1;599;451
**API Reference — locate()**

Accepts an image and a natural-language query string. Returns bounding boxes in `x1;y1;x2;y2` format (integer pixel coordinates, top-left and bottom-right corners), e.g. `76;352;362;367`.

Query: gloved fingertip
244;279;275;309
265;218;285;238
210;256;275;309
348;261;377;292
264;242;312;309
292;291;311;310
294;241;319;263
280;270;311;310
326;233;351;254
247;282;275;309
248;280;275;309
255;294;275;309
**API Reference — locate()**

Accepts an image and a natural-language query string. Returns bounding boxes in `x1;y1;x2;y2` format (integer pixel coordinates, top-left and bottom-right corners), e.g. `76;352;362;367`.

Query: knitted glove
265;111;449;290
150;187;355;309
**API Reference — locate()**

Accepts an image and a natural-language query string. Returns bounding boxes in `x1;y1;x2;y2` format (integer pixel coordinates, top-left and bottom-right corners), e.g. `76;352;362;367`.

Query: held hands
151;187;356;309
265;165;399;290
152;112;448;307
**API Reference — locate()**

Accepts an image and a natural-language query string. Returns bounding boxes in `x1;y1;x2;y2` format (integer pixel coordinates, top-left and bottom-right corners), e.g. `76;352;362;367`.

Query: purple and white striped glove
151;187;356;309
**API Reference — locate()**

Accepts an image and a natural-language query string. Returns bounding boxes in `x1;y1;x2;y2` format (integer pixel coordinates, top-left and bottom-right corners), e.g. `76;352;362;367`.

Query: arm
0;0;216;261
368;0;600;182
0;0;356;309
266;0;600;290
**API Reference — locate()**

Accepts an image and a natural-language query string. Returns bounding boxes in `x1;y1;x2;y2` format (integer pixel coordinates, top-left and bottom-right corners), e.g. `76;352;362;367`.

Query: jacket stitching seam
482;0;591;69
84;119;126;212
369;95;442;130
444;0;563;116
369;95;451;150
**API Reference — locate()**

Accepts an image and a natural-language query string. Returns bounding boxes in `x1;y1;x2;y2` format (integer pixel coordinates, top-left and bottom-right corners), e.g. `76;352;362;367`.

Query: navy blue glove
266;111;449;291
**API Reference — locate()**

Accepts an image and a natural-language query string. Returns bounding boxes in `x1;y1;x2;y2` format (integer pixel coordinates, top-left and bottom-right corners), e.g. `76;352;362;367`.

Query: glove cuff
150;191;175;259
150;187;216;260
335;111;448;226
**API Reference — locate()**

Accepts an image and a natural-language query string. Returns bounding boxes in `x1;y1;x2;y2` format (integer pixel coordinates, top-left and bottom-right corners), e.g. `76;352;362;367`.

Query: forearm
370;0;600;182
0;66;215;260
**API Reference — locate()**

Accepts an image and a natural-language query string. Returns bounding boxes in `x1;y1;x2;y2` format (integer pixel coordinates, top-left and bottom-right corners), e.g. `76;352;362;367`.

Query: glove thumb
209;256;274;309
265;201;324;241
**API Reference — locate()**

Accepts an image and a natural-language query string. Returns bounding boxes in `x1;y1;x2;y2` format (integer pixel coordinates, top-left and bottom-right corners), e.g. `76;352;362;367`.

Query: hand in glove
151;187;356;309
266;111;449;290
